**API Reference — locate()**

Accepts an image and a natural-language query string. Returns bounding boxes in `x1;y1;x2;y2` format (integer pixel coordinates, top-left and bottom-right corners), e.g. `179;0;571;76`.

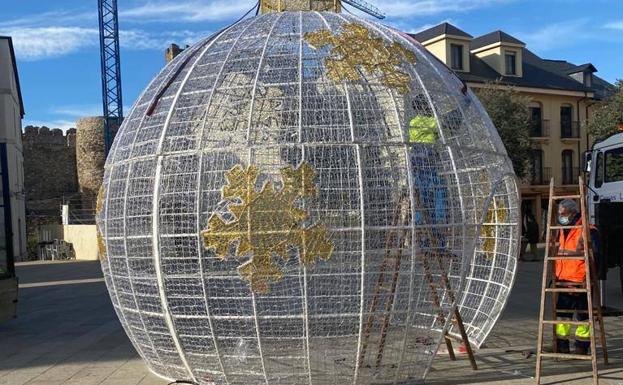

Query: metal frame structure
98;0;124;156
98;10;520;385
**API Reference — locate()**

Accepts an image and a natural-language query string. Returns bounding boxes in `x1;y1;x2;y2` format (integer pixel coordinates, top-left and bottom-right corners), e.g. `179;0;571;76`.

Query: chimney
165;44;185;64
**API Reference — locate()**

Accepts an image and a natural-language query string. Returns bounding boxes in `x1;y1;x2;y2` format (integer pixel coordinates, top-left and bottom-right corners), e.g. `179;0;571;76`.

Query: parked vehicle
584;132;623;300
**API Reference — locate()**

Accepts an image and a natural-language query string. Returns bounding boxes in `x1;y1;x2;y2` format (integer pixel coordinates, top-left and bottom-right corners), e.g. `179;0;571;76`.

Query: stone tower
76;117;106;210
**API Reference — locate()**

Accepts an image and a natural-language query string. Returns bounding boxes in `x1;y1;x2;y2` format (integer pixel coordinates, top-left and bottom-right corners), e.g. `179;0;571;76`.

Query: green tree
588;80;623;140
475;83;533;178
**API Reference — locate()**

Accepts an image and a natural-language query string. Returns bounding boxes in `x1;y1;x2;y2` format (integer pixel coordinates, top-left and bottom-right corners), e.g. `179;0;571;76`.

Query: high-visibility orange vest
556;218;594;283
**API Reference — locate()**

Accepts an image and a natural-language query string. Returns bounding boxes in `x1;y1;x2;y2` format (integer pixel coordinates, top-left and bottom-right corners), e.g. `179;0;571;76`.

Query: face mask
558;215;570;225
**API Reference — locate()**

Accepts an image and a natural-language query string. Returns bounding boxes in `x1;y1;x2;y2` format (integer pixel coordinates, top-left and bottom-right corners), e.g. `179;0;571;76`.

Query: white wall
63;225;98;261
0;38;27;262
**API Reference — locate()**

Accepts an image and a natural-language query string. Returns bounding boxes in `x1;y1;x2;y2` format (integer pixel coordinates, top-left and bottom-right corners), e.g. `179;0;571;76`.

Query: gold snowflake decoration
304;23;417;94
477;172;509;257
201;162;334;293
481;199;508;257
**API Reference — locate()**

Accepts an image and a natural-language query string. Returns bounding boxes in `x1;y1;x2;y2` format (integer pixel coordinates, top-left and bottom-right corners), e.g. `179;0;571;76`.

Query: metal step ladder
535;177;608;385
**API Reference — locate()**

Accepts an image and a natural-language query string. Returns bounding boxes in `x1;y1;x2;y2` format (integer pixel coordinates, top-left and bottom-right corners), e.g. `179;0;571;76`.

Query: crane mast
98;0;123;156
341;0;385;19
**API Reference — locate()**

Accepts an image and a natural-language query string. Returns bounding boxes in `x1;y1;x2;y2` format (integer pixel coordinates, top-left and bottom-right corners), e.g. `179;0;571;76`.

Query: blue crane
98;0;123;156
340;0;385;19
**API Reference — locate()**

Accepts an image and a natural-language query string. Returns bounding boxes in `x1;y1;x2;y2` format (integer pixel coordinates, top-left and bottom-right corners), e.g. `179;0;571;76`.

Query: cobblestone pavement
1;254;621;385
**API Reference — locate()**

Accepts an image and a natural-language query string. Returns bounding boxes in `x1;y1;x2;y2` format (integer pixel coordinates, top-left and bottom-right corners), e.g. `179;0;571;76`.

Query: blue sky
1;0;622;130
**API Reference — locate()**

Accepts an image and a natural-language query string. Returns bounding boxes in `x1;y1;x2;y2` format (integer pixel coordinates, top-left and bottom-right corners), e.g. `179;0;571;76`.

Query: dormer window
567;63;596;87
583;72;592;87
505;50;517;75
451;44;464;70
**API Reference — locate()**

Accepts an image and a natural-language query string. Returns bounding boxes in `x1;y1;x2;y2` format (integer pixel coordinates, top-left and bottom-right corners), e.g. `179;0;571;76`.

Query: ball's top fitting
260;0;341;14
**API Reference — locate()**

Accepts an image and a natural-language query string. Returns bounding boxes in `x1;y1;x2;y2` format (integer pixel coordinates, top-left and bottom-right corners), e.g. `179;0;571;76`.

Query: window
605;147;623;183
560;105;575;138
584;72;592;87
562;150;575;184
531;149;544;184
595;151;604;188
0;144;9;278
529;105;542;136
450;44;463;70
505;51;516;75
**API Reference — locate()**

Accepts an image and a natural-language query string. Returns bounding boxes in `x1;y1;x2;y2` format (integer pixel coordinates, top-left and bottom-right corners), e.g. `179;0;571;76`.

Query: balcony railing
529;120;550;138
561;167;580;185
560;121;580;139
531;167;551;185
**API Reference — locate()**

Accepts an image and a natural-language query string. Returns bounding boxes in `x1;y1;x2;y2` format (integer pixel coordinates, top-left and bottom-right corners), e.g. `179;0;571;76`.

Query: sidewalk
0;261;160;385
428;259;623;384
0;258;621;385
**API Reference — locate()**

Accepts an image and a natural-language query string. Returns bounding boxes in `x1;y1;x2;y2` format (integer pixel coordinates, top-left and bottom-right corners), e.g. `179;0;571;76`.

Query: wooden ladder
358;193;477;370
535;177;608;385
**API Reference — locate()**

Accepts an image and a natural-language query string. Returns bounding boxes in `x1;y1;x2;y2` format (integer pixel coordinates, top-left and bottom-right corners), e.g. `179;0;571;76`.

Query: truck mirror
582;151;592;173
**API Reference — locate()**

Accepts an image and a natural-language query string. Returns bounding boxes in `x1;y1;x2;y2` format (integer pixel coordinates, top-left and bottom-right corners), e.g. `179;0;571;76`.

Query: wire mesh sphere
97;10;520;385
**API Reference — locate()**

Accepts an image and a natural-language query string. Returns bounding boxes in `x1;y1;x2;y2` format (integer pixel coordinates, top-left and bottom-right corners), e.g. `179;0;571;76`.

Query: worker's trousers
555;291;591;346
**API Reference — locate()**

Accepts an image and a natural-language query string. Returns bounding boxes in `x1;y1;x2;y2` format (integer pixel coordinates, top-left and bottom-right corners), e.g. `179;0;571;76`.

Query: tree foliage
475;83;533;178
588;80;623;140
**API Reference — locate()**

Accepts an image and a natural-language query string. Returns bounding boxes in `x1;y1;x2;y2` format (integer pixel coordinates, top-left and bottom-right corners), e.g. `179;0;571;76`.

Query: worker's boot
574;340;590;355
556;339;570;354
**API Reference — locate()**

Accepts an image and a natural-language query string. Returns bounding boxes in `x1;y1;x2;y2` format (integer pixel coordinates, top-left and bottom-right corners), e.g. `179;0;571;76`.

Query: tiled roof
564;63;598;74
455;50;615;99
410;22;472;43
471;30;525;50
407;23;615;100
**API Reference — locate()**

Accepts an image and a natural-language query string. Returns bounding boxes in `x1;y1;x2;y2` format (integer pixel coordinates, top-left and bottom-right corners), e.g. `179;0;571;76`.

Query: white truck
584;132;623;303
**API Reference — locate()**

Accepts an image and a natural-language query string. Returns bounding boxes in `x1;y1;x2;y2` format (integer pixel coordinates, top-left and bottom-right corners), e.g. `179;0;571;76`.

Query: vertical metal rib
150;26;235;382
246;12;285;385
298;11;314;385
193;15;265;384
105;46;202;379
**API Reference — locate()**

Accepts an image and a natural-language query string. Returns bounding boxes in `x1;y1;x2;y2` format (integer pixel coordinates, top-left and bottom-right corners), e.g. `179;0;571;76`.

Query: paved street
1;256;622;385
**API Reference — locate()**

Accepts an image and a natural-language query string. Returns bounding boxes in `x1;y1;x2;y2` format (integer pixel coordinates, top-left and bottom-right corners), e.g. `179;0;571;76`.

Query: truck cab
586;132;623;223
585;132;623;297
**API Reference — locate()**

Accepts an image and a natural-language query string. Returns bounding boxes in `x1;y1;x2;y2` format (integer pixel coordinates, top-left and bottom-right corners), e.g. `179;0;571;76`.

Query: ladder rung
547;256;586;260
549;225;583;230
553;280;584;285
444;333;462;343
545;288;588;293
539;352;593;360
551;195;581;200
557;309;601;314
541;320;591;326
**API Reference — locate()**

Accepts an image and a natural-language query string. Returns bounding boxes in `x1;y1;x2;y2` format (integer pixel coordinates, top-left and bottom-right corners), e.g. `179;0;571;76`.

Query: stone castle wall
23;126;79;212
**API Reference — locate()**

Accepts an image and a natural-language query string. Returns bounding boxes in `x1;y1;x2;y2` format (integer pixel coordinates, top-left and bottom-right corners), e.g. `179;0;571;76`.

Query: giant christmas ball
97;10;520;385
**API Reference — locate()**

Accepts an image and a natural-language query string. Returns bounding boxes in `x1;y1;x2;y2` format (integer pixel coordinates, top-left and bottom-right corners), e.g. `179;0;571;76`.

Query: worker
409;93;437;142
408;96;447;243
409;114;437;143
554;199;599;355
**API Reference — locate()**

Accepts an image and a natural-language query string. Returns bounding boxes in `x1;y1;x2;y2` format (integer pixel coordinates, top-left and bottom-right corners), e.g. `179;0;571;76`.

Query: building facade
411;23;615;236
0;36;26;321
